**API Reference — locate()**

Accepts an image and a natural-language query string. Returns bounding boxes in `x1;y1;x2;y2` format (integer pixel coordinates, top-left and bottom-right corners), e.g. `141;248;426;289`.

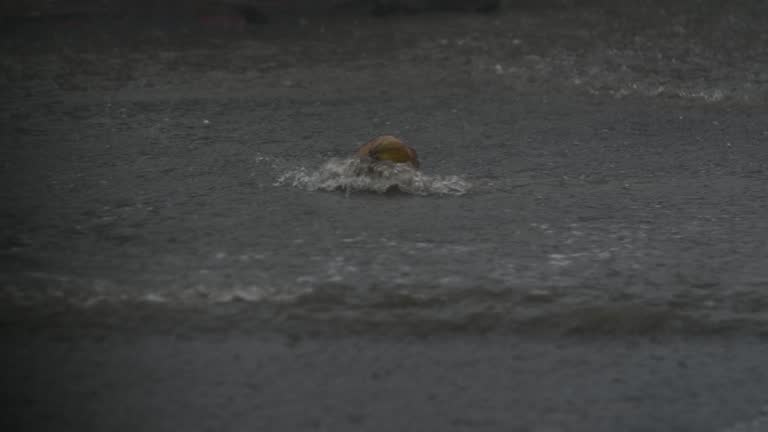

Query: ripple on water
275;158;471;196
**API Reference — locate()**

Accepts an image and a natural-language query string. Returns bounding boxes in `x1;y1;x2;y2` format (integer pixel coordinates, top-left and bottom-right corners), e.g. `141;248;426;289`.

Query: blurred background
5;0;503;21
0;0;727;23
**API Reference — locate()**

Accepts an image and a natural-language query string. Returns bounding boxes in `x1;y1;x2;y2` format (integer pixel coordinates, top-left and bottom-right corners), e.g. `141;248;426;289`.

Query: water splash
275;158;471;196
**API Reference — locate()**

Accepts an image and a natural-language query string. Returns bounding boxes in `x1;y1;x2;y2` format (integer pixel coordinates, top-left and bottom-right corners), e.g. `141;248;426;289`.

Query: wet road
4;332;768;432
2;1;768;430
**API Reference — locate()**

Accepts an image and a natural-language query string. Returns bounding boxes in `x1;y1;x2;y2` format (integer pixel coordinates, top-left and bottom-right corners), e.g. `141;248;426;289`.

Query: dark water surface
3;4;767;334
2;3;768;430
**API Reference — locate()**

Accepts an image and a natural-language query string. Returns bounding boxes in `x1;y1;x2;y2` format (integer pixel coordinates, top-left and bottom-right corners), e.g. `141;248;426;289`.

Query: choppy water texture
276;157;471;195
1;2;768;335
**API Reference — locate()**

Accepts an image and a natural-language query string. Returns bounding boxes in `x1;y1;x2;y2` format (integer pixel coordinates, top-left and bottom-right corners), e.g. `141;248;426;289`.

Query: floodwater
2;3;767;334
2;2;768;430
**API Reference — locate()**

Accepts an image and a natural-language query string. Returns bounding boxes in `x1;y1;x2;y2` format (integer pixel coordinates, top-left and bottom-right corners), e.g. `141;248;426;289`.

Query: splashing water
275;158;471;196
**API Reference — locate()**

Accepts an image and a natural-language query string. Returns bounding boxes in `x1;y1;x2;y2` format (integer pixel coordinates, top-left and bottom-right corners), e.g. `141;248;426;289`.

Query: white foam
275;158;471;196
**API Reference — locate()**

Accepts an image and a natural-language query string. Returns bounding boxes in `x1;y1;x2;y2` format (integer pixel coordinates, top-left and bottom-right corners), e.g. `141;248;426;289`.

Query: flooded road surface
2;1;768;430
4;333;768;432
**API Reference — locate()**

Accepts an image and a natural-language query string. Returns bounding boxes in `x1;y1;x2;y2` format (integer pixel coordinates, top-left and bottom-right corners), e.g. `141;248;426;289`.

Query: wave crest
275;158;471;196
